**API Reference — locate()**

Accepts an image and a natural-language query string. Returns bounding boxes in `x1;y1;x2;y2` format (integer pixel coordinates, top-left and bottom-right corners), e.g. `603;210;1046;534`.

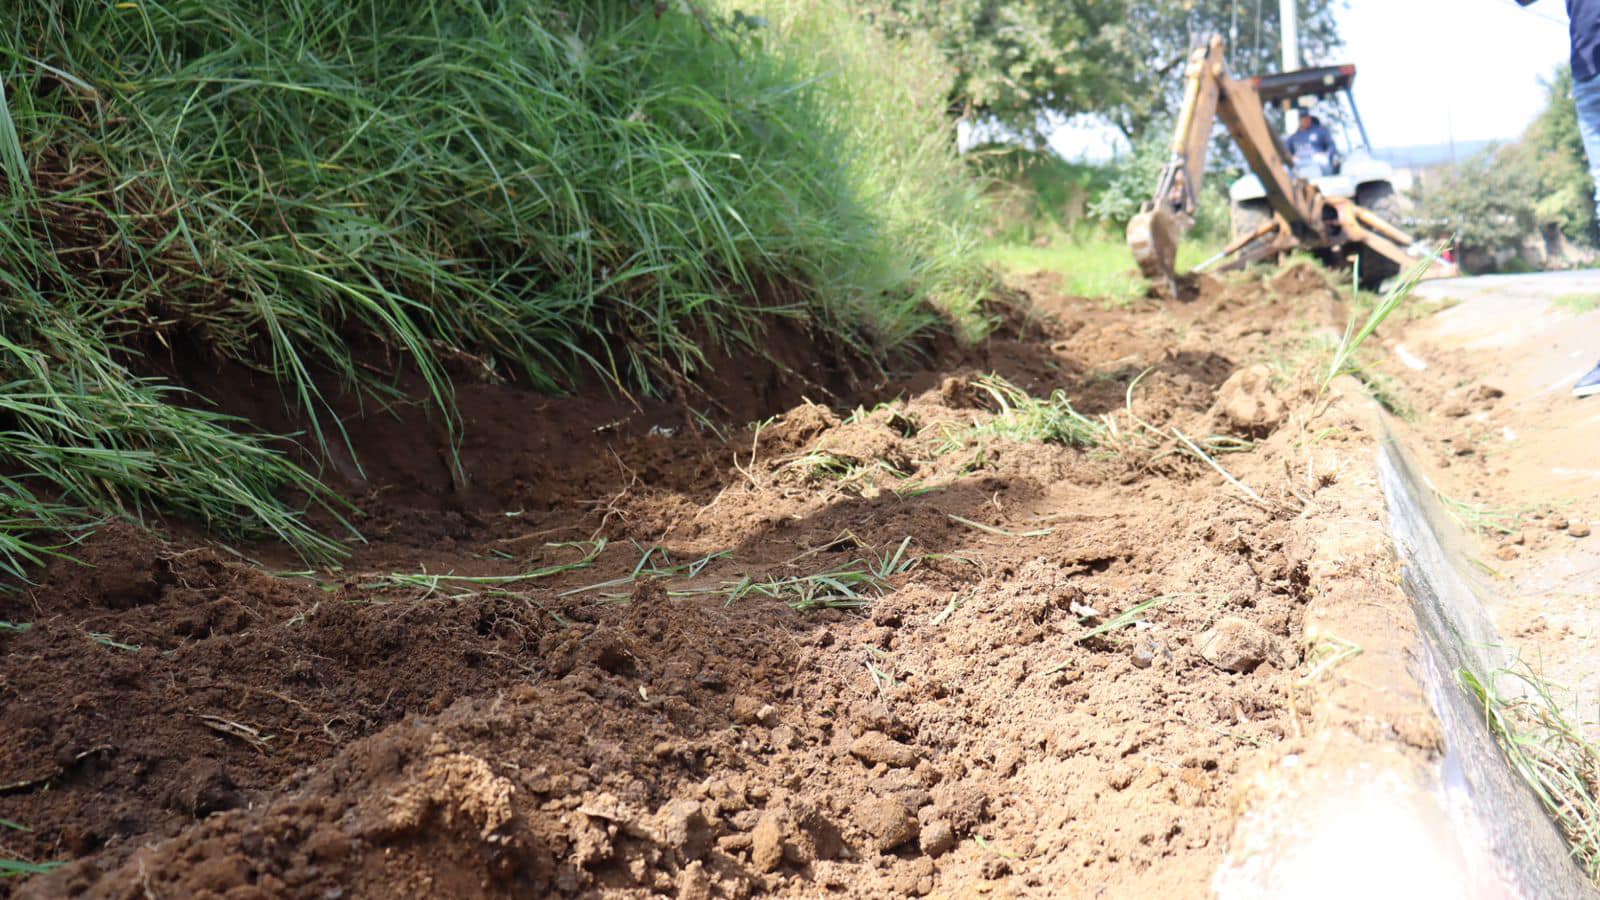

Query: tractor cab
1228;63;1395;208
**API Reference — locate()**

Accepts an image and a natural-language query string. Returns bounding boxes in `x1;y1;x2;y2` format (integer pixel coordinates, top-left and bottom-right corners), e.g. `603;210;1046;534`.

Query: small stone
1130;640;1157;669
1550;515;1570;530
751;811;785;872
1570;522;1592;538
756;704;779;727
1513;530;1527;546
770;725;797;750
856;796;919;852
1496;545;1519;561
920;820;956;857
1196;616;1278;674
850;731;920;768
731;696;763;725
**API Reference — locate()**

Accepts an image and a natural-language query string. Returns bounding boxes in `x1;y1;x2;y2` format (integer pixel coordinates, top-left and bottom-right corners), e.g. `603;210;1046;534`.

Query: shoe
1576;361;1600;398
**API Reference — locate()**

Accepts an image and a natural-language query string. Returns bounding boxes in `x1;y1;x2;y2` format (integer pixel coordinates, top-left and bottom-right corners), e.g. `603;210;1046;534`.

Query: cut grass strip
1172;428;1268;507
947;513;1053;539
960;374;1106;448
360;540;608;599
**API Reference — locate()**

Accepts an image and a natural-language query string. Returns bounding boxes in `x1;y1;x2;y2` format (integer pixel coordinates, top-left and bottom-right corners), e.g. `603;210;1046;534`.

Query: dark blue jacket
1287;123;1335;158
1521;0;1600;83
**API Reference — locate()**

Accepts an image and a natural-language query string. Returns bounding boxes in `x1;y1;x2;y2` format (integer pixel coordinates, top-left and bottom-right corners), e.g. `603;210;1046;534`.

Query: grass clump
1556;294;1600;315
969;374;1106;447
0;0;987;574
1462;664;1600;880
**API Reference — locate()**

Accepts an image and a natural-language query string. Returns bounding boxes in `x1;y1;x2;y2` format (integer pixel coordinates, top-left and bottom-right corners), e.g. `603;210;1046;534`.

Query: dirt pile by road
3;266;1384;898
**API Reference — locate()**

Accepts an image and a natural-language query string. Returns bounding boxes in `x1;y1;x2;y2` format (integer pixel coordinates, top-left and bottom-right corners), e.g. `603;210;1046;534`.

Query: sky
1341;0;1571;147
1041;0;1574;161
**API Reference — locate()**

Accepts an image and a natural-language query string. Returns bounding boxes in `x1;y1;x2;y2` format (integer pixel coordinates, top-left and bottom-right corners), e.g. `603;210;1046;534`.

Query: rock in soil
850;730;920;768
856;796;919;852
1569;522;1592;538
1196;616;1279;673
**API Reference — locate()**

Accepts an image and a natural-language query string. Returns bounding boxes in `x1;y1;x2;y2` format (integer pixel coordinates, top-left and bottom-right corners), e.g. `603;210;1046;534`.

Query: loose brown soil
4;266;1369;898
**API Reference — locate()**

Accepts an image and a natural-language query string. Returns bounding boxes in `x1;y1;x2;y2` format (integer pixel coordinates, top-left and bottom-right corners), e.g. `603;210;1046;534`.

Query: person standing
1519;0;1600;396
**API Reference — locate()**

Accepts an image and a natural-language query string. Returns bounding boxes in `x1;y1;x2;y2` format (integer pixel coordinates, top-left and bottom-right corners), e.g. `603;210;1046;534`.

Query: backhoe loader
1127;36;1456;291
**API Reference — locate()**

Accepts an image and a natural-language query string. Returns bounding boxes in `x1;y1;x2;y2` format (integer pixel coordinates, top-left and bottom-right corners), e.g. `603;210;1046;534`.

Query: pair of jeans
1575;72;1600;230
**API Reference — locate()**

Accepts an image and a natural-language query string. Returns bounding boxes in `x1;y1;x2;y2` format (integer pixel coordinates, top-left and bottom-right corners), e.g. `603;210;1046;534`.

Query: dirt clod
731;695;765;725
850;730;920;768
920;820;956;857
1569;522;1591;538
856;796;919;852
656;798;712;861
750;811;786;872
1211;364;1284;435
1196;617;1278;674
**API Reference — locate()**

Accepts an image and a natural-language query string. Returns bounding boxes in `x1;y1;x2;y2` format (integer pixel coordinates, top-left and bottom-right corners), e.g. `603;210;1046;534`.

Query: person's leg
1569;75;1600;398
1573;73;1600;235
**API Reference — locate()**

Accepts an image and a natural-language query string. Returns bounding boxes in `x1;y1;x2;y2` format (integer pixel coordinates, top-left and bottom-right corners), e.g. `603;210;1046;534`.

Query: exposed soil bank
2;267;1436;898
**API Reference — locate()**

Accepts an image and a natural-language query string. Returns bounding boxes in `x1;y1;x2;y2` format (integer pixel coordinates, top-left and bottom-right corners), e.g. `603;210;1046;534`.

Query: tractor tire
1230;199;1273;245
1355;183;1404;289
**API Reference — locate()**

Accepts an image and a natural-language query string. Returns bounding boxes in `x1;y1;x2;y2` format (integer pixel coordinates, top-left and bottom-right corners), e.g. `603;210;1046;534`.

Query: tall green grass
0;0;987;574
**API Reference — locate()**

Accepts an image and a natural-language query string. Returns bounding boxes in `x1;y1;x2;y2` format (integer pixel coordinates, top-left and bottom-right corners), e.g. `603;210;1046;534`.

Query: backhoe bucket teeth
1128;207;1181;288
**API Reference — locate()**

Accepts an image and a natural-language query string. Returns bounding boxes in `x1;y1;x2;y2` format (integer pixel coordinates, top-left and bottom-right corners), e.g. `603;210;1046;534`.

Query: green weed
361;540;608;601
0;859;62;878
1440;495;1524;537
1324;249;1441;389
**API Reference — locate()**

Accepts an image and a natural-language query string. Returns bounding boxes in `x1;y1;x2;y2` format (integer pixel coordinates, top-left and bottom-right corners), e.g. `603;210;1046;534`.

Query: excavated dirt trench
0;266;1497;898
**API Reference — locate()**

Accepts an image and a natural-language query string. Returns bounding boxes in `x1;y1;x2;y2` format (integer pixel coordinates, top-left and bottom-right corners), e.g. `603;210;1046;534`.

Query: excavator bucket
1127;206;1182;289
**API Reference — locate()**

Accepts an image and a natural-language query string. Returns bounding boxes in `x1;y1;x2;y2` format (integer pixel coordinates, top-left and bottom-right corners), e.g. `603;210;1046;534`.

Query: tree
1417;147;1538;252
1416;64;1596;262
1520;66;1596;245
864;0;1342;141
863;0;1129;134
1105;0;1343;142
